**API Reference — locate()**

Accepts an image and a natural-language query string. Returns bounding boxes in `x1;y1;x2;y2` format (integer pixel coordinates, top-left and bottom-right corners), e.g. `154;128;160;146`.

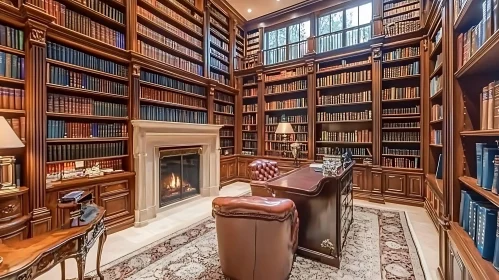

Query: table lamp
275;116;295;158
0;116;24;189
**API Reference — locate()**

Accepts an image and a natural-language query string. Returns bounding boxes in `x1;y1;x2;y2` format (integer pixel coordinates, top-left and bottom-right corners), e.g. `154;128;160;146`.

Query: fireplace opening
159;147;201;207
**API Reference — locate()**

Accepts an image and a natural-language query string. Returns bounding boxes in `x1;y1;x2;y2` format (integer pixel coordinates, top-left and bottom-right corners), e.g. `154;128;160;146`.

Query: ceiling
227;0;307;20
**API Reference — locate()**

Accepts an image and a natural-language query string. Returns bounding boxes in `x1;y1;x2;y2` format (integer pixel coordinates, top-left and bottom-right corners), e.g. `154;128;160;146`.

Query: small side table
0;206;107;280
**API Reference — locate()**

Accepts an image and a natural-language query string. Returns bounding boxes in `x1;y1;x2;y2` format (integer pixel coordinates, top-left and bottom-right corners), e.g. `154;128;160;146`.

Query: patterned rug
87;205;425;279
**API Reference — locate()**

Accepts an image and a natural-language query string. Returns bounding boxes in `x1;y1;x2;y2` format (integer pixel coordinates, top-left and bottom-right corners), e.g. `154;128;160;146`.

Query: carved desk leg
77;254;86;280
96;229;107;280
60;261;65;280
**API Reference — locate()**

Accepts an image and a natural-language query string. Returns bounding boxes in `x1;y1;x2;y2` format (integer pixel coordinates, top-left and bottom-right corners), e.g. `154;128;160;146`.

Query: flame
164;173;182;190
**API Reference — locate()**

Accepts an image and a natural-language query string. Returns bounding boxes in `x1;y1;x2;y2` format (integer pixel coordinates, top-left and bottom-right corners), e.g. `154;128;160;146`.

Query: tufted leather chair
213;196;299;280
248;159;281;197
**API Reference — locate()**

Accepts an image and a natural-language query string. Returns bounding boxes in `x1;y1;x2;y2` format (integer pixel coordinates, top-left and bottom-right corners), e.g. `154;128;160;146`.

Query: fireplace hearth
159;147;201;207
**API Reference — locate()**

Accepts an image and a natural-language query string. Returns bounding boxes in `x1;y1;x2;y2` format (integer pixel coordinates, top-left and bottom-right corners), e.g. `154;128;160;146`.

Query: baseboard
107;216;135;234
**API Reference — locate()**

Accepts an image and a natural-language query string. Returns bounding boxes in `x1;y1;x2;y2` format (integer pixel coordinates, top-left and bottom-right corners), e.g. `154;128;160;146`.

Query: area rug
86;205;425;279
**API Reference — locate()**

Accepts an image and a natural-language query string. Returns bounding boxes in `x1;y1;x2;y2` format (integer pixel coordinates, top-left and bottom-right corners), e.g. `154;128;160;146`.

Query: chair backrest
248;159;280;181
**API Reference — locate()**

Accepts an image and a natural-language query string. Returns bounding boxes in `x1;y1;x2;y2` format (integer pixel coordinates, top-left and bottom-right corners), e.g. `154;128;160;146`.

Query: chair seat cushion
212;196;295;221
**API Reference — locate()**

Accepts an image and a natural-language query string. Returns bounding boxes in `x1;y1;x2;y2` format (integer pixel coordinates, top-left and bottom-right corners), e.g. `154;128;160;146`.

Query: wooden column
229;19;236;87
234;77;243;154
128;64;141;173
369;43;384;204
127;0;137;52
372;0;384;37
306;60;315;160
256;70;264;156
204;3;211;80
22;4;53;236
208;84;215;124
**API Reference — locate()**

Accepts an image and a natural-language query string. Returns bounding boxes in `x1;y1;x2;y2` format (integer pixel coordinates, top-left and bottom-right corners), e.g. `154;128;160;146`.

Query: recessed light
247;8;252;13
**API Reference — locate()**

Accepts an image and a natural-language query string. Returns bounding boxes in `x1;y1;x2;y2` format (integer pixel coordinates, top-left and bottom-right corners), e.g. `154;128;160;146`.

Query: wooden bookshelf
214;90;235;156
382;0;421;37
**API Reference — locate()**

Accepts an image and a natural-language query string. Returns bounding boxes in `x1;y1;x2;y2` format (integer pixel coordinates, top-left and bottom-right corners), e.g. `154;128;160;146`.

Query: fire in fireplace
159;147;201;207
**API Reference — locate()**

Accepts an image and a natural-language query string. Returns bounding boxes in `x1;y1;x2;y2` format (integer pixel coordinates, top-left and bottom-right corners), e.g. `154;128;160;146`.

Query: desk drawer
100;180;128;195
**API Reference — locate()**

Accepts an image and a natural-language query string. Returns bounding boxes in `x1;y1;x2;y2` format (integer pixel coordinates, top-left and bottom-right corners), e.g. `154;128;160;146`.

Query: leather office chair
212;196;299;280
248;159;280;196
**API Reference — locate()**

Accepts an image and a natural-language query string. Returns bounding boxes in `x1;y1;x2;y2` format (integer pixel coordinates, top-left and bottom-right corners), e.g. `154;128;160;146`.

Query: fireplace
159;147;201;207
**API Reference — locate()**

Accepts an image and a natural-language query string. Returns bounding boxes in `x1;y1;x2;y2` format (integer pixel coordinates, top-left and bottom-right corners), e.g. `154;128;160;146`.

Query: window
264;20;310;65
317;2;372;53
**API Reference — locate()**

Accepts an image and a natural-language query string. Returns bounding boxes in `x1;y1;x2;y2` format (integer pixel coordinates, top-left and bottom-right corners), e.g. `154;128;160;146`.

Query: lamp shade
275;122;295;134
0;116;24;149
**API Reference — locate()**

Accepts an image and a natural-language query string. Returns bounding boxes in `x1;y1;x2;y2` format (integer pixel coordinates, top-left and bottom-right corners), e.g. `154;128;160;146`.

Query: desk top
0;206;105;278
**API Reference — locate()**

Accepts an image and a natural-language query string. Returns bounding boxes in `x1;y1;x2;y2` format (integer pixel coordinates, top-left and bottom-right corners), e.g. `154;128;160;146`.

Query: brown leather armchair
248;159;280;197
212;196;299;280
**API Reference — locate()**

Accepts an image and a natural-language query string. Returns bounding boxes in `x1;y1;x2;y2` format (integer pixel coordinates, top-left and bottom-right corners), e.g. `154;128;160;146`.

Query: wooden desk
250;164;354;267
0;206;107;280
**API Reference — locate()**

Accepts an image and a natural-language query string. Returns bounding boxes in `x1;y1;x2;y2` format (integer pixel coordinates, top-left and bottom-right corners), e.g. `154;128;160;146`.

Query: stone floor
38;182;439;280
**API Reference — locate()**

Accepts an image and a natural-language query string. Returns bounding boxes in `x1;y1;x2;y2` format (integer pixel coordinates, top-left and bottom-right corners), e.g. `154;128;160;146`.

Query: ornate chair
248;159;280;196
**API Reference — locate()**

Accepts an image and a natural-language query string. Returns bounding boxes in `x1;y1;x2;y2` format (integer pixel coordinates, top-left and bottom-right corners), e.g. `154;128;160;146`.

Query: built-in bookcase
314;53;373;164
381;43;422;170
136;0;204;76
208;2;230;86
264;65;308;159
0;21;25;186
382;0;421;37
244;29;260;69
214;90;235;156
234;26;245;71
242;74;258;155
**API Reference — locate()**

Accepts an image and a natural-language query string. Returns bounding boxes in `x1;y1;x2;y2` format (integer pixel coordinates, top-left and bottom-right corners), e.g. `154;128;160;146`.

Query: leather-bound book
484;147;499;190
11;118;20;139
494;81;499;128
14;88;21;110
476;203;498;260
489;82;495;129
8;88;14;109
482;86;489;130
20;116;25;141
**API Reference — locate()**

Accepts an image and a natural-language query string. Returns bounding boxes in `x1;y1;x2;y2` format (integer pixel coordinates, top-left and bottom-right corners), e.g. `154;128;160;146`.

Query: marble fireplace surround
131;120;223;227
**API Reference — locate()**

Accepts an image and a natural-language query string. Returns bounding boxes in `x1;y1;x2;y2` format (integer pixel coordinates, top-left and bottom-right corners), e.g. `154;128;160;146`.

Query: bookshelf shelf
210;29;229;42
316;101;372;107
430;88;443;100
210;65;229;75
382;114;421;119
0;44;24;56
266;140;308;144
46;171;135;191
210;41;229;55
140;81;207;99
382;141;420;143
430;64;443;79
448;223;499;280
46;59;128;82
381;97;420;103
158;0;203;26
382;127;421;130
266;122;308;125
430;39;442;58
382;56;420;64
265;107;307;112
0;109;25;115
264;89;307;96
243;83;258;88
46;137;129;143
382;166;423;172
214;111;234;116
426;173;443;199
242;96;258;99
243;111;257;114
317;120;372;124
46;84;129;100
316;80;371;90
214;99;234;105
316;63;371;74
264;74;308;83
137;33;204;64
382;154;420;157
316;141;372;145
46;112;128;121
430;144;443;148
460;129;499;136
455;31;499;78
47;154;129;164
430;119;443;125
382;74;420;81
140;98;207;111
0;76;24;86
57;0;126;30
459;176;499;208
221;146;235;149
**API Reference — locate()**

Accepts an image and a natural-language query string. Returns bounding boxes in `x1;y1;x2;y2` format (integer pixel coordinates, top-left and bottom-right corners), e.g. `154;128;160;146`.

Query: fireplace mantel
131;120;223;226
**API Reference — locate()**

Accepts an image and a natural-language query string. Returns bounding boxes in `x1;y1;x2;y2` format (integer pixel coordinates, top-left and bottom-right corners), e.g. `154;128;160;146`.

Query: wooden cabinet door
238;160;248;178
407;175;423;198
352;169;364;191
384;173;406;196
228;161;237;179
99;191;131;222
220;162;228;180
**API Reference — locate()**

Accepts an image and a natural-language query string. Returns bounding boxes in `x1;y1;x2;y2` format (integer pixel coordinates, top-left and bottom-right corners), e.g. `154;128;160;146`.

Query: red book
8;88;14;109
14;89;21;110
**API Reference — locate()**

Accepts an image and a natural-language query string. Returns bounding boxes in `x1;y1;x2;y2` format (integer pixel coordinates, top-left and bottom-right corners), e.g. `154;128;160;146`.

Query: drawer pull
389;175;395;178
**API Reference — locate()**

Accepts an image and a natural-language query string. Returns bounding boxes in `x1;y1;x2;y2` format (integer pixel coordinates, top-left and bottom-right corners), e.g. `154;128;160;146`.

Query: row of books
383;121;420;128
458;189;499;267
210;36;229;52
211;28;229;43
0;86;24;110
46;159;123;179
47;42;128;77
47;142;126;162
242;141;257;149
140;71;205;95
265;133;308;142
382;86;420;100
383;46;420;61
243;88;257;97
47;65;128;96
243;115;256;124
265;98;307;110
383;0;419;11
47;120;127;139
432;104;443;121
242;132;257;140
220;129;234;137
383;10;420;25
210;72;229;85
475;143;499;192
265;80;307;94
317;90;371;105
317;57;372;73
73;0;125;24
220;139;234;147
317;147;371;156
317;70;372;87
382;147;420;156
247;31;259;39
480;81;499;130
317;110;372;122
214;114;234;125
43;1;125;49
5;117;25;141
210;48;228;63
383;131;420;141
265;66;306;82
382;157;420;169
0;24;23;51
140;87;206;108
137;24;203;62
431;129;442;145
143;0;202;35
214;103;234;114
215;92;234;103
140;104;207;123
316;33;343;54
138;7;202;48
265;115;308;124
383;105;420;115
48;93;127;117
210;58;229;73
243;104;257;112
319;130;372;142
430;75;443;96
383;61;420;78
209;18;227;35
265;124;308;133
210;7;228;25
0;52;24;80
383;3;419;17
264;142;309;152
384;20;420;37
138;41;203;76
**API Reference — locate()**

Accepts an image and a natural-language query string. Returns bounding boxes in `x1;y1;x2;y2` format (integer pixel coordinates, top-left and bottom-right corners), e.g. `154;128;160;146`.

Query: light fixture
247;8;252;13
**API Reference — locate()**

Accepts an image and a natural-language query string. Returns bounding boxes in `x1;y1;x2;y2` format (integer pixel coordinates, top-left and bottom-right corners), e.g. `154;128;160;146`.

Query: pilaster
256;70;265;156
208;84;215;124
306;60;315;160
